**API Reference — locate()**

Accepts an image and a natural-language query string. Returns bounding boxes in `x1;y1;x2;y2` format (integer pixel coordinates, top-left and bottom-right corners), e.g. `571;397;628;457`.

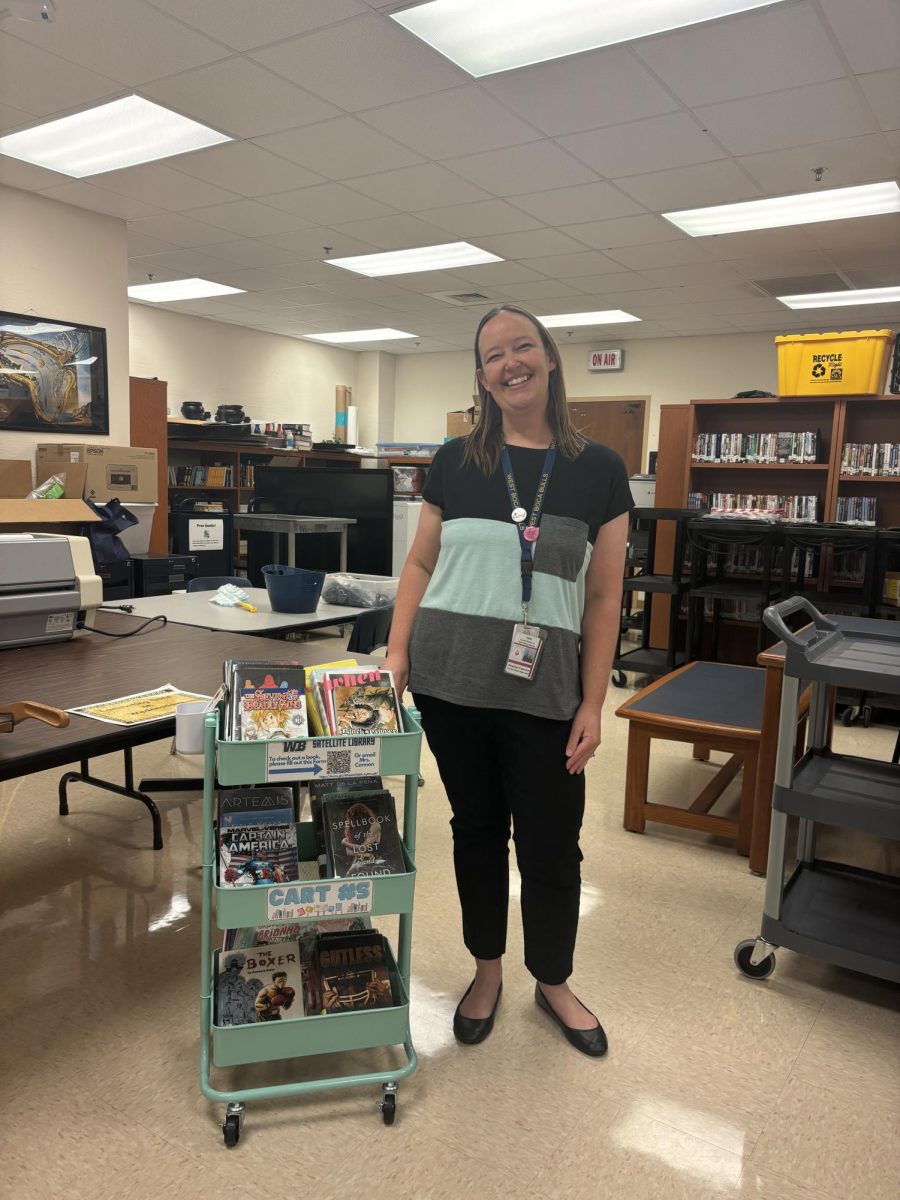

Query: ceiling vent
426;290;493;306
751;272;850;298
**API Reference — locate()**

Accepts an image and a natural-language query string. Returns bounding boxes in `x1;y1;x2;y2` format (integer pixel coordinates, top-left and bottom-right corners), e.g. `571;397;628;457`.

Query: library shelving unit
735;598;900;984
200;707;423;1145
653;392;900;665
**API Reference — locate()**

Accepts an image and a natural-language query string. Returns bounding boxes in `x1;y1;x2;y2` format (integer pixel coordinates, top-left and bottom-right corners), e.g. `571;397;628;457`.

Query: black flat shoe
453;980;502;1045
534;983;608;1058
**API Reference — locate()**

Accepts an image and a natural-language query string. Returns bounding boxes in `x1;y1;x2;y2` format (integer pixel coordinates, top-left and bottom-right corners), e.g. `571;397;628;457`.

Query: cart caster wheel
381;1093;396;1125
734;939;776;980
223;1114;241;1147
840;707;854;727
862;705;872;728
612;670;627;688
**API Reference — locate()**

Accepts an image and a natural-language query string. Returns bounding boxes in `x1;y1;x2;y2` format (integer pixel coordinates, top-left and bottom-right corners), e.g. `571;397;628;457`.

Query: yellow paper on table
69;684;212;726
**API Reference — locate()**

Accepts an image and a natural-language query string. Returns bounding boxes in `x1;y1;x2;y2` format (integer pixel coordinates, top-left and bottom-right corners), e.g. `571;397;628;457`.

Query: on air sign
588;348;624;371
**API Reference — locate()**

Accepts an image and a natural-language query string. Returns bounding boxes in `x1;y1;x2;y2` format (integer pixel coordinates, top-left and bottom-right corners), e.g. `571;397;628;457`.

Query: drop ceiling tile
634;3;845;107
451;262;547;287
146;0;365;51
625;294;702;318
0;101;35;134
677;280;783;303
518;251;621;278
559;112;727;179
360;87;539;159
5;0;229;86
697;296;786;315
442;141;598;196
327;214;453;251
483;47;678;137
272;259;351;286
605;240;718;271
415;199;543;238
559;214;684;250
382;270;489;294
858;69;900;131
639;262;748;288
842;265;900;287
658;314;737;332
740;133;900;194
475;229;590;259
38;182;162;220
511;182;645;225
185;199;314;236
704;227;822;260
129;248;236;278
199;239;307;268
806;212;900;250
89;163;240;210
128;264;179;285
616;160;761;211
260;285;334;306
201;266;306;291
260;183;398;225
728;251;844;281
825;246;900;275
344;163;489;210
127;230;179;257
694;80;878;156
0;156;68;191
565;272;662;295
170;143;327;198
255;117;424;180
222;291;304;313
0;31;117;116
819;0;900;73
126;212;238;246
142;59;341;140
251;12;468;110
261;227;381;257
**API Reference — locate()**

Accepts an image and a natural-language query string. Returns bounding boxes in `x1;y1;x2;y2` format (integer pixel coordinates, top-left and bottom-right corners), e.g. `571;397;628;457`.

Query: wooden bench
615;661;766;861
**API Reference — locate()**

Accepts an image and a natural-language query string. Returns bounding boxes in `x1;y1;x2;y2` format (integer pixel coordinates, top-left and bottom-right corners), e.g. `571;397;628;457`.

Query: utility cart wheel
734;939;776;980
379;1082;398;1126
612;670;627;688
862;705;873;728
840;706;855;727
222;1102;244;1148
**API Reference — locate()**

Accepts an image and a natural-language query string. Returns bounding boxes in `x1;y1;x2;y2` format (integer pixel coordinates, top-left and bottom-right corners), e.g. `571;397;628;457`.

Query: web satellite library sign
588;349;624;372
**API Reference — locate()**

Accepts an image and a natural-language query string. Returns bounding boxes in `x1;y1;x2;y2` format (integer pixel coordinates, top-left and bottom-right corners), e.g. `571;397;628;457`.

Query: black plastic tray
763;599;900;694
774;748;900;838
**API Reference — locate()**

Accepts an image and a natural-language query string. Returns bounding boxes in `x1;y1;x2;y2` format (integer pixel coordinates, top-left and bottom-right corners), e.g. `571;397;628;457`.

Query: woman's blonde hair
462;303;586;476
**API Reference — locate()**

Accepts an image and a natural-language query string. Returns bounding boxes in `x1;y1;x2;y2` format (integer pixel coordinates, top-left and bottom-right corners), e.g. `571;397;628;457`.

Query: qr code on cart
325;749;352;776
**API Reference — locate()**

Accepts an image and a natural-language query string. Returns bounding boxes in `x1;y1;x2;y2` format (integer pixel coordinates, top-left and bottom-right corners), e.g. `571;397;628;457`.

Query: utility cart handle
763;596;839;648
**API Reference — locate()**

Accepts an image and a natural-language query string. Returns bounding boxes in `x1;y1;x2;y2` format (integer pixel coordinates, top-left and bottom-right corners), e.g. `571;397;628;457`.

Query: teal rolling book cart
199;708;422;1146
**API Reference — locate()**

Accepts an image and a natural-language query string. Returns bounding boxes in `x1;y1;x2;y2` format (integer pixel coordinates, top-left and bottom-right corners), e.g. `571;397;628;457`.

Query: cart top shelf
763;600;900;693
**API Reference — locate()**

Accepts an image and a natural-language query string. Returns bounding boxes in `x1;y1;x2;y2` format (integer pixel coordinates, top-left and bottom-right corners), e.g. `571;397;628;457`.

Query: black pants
414;693;586;985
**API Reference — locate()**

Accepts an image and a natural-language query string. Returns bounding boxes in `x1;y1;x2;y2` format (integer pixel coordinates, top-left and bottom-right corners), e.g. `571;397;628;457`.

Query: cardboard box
0;460;33;499
446;407;479;439
36;444;158;503
33;456;88;499
0;499;100;535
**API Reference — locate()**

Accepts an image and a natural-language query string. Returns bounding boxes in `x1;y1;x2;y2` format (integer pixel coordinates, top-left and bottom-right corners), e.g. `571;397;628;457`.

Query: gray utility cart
735;598;900;983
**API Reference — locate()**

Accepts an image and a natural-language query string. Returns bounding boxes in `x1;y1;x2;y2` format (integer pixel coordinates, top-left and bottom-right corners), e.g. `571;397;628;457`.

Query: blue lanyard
500;443;557;612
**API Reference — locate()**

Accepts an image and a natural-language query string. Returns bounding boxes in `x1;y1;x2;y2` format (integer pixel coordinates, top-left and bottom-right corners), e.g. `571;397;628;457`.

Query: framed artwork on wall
0;310;109;434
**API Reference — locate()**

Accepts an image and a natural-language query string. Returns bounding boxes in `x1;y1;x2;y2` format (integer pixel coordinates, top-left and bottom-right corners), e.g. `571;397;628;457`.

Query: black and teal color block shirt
408;438;633;721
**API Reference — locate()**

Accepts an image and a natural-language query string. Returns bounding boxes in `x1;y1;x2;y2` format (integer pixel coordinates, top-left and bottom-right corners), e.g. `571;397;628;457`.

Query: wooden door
129;376;168;554
567;397;647;476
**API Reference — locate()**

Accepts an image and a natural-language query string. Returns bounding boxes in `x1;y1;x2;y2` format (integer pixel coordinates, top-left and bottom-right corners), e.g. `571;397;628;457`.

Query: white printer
0;533;102;649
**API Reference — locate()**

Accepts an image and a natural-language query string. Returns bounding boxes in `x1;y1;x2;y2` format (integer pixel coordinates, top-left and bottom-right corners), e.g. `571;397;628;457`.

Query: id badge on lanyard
501;444;556;681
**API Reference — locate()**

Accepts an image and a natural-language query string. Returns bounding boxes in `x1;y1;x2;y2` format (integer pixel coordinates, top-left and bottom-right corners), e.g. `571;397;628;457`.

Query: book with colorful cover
321;669;403;736
218;822;300;887
215;941;303;1027
217;785;295;830
236;667;307;742
304;659;358;735
308;776;384;877
311;930;395;1015
322;790;405;878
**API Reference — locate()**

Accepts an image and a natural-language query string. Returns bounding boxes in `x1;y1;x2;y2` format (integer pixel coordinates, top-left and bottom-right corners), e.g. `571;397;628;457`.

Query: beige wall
129;303;357;440
0;184;130;485
393;331;779;464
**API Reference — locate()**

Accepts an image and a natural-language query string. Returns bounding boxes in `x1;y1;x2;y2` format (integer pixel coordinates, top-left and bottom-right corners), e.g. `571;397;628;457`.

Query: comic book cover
321;669;402;736
217;785;295;830
222;658;304;738
322;790;405;878
215;941;303;1027
312;931;395;1014
218;822;300;887
308;777;384;877
235;666;308;742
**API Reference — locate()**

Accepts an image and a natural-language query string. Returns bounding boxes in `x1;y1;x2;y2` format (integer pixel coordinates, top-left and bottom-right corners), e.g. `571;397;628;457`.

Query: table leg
340;528;348;573
623;724;651;834
750;661;782;873
737;743;758;858
287;534;295;569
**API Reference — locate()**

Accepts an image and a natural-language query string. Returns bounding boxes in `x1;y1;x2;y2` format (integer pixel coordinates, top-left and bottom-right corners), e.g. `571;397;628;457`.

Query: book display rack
199;704;423;1144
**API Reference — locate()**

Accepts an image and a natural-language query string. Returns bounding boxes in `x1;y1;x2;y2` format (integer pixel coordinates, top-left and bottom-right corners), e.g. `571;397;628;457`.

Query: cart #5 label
266;879;373;921
265;736;381;781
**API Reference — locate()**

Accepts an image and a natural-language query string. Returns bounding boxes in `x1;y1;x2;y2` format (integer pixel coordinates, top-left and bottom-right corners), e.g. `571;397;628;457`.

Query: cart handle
762;596;838;647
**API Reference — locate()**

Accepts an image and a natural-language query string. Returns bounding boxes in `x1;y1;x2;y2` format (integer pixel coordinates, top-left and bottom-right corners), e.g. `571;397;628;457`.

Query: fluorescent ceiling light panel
538;311;641;327
665;182;900;236
304;329;418;344
127;278;245;302
325;242;502;277
391;0;788;77
0;95;231;178
778;286;900;310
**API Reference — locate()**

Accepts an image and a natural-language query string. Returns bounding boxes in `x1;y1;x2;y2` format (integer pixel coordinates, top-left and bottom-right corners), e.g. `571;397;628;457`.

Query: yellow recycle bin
776;329;894;396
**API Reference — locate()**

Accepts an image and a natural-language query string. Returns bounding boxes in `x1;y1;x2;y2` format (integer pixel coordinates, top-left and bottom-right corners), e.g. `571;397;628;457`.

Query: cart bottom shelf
762;860;900;983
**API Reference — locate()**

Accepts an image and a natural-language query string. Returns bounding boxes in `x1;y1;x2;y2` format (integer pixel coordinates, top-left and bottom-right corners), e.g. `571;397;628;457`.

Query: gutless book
311;930;395;1014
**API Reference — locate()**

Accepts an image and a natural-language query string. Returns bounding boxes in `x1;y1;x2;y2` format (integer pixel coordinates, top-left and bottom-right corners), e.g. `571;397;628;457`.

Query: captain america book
218;822;300;887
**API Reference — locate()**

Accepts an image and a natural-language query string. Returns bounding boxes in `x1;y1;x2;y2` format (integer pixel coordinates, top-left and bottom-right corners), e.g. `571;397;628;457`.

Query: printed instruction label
266;879;373;921
187;519;224;551
266;736;381;781
46;612;75;633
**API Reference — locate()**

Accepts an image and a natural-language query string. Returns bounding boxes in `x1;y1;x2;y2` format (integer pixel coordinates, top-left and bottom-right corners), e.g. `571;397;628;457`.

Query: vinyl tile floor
1;647;898;1200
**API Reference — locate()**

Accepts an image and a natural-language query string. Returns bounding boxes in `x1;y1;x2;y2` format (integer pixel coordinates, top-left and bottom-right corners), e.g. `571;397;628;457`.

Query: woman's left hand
565;702;602;775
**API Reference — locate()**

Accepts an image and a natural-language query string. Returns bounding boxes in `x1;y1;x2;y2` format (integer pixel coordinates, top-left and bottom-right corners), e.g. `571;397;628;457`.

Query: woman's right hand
381;652;409;697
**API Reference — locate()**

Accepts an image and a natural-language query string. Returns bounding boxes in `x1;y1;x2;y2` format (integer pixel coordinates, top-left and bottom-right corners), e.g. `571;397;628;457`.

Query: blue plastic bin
261;563;326;613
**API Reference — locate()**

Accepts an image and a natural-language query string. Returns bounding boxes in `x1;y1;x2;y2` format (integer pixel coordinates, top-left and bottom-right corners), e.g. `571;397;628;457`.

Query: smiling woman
382;303;633;1057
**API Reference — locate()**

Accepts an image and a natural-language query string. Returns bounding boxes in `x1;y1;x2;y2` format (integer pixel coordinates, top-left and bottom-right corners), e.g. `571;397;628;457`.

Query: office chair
346;604;394;654
187;575;252;592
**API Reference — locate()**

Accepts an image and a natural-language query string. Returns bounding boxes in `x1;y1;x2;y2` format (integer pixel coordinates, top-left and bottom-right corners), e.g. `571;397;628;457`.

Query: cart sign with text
588;349;624;371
